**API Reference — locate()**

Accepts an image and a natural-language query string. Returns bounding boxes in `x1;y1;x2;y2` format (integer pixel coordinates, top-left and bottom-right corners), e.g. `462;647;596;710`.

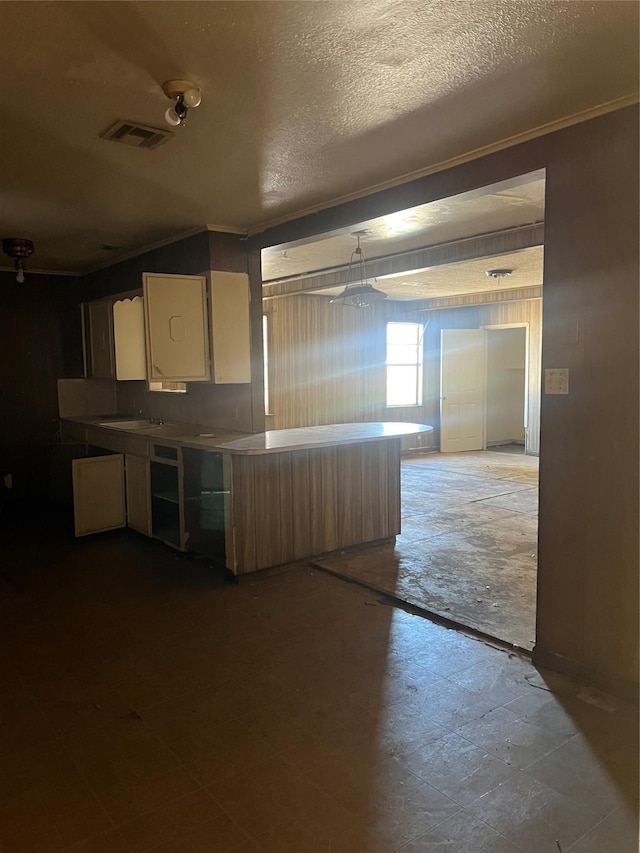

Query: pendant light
330;232;387;308
2;238;34;283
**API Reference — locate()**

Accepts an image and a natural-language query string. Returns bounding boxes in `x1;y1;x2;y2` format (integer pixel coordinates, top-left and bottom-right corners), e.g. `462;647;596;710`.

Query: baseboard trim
532;646;639;702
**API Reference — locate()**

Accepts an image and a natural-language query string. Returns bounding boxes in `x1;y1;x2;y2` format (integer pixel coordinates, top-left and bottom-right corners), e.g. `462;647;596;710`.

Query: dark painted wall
82;231;211;299
0;271;82;500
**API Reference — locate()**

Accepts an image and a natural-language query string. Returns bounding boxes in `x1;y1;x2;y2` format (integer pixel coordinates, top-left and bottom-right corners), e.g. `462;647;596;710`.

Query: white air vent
100;120;173;150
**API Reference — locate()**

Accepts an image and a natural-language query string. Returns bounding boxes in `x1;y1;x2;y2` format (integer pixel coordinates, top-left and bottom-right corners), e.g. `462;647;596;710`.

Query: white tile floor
0;511;637;852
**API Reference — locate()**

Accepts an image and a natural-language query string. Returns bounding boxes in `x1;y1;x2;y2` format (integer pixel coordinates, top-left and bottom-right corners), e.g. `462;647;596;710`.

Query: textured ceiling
0;1;637;272
306;246;544;301
262;173;545;281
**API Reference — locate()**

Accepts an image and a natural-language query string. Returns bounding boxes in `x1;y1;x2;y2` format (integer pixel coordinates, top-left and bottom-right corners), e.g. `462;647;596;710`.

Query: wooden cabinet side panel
307;449;326;555
291;450;312;561
318;447;339;554
126;454;151;536
336;444;363;548
278;452;295;566
387;439;402;536
361;442;383;542
72;455;125;536
223;455;237;573
233;456;257;574
253;454;284;569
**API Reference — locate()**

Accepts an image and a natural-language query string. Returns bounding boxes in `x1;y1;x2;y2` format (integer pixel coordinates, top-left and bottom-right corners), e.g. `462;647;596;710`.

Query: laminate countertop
64;418;432;456
181;422;433;455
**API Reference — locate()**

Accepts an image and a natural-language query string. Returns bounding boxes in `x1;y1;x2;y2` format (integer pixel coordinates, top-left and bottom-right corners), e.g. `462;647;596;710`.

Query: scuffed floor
0;504;637;852
314;449;539;650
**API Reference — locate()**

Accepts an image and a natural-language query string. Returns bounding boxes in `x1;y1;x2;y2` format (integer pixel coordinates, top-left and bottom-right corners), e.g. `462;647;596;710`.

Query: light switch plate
545;368;569;395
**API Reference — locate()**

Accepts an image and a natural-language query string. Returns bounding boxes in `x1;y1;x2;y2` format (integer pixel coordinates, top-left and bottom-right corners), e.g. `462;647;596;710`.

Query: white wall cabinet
143;273;211;382
72;454;125;536
84;269;251;386
210;271;251;384
113;297;147;380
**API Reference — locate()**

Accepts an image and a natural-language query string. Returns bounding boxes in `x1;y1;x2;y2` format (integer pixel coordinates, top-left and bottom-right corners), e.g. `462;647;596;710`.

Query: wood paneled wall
266;292;542;453
0;271;83;500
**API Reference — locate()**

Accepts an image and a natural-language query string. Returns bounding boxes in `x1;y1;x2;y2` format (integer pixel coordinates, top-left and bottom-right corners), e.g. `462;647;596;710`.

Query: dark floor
0;507;637;853
316;449;539;650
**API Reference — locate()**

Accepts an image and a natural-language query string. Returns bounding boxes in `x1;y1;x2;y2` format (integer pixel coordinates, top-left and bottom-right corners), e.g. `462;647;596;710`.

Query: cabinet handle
169;315;186;342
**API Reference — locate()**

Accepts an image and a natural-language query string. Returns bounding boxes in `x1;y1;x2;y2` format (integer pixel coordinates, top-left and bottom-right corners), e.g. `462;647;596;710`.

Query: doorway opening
260;170;544;649
485;325;528;453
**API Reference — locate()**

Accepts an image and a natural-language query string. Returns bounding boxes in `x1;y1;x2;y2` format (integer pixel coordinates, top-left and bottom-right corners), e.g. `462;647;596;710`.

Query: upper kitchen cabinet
113;296;147;380
210;271;251;384
86;300;115;378
143;273;211;382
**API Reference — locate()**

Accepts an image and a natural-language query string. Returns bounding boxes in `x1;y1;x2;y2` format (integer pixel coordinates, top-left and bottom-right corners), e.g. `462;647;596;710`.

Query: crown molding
248;94;639;236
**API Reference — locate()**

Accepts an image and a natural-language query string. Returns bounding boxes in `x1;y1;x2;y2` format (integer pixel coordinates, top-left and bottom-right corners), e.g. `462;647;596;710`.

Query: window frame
263;313;271;415
385;321;424;408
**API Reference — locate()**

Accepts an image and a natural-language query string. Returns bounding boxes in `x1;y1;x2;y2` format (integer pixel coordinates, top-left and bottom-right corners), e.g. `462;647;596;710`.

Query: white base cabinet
72;455;126;536
72;452;152;539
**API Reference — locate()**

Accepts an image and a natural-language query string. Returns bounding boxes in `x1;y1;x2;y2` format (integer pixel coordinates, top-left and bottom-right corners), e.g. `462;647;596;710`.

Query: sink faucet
149;416;164;425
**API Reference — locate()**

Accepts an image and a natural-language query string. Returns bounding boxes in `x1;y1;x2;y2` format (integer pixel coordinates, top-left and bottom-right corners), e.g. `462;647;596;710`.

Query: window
386;322;424;406
263;314;270;415
148;381;187;393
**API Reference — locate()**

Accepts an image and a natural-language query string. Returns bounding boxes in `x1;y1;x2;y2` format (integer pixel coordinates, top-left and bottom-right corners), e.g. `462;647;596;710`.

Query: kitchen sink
99;419;166;430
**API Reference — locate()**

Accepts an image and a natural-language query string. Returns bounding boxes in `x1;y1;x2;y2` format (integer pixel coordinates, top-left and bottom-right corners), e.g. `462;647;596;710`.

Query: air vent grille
100;120;173;150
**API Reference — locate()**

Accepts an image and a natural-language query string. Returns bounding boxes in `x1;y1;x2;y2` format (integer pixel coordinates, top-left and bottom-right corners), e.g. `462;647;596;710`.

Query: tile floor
316;449;539;650
0;509;637;853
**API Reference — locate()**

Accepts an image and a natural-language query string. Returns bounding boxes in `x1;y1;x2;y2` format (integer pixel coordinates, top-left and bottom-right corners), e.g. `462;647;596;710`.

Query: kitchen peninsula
63;419;432;576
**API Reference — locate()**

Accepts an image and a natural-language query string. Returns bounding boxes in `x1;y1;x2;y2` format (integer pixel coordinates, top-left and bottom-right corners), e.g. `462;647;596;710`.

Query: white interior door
440;329;485;452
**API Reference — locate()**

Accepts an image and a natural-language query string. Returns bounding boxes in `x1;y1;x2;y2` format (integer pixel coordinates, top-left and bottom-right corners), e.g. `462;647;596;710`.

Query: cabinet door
209;271;251;384
143;273;211;382
88;301;115;378
126;454;151;535
72;455;125;536
113;297;147;380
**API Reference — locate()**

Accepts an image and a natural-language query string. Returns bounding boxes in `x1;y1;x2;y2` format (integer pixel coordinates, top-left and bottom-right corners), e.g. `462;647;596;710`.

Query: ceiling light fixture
330;231;387;308
162;79;202;127
2;238;34;283
486;268;513;280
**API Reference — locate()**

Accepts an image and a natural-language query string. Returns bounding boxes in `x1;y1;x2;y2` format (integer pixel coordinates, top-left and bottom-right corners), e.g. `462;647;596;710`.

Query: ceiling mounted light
486;268;513;280
162;79;202;127
2;238;34;283
330;232;387;308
